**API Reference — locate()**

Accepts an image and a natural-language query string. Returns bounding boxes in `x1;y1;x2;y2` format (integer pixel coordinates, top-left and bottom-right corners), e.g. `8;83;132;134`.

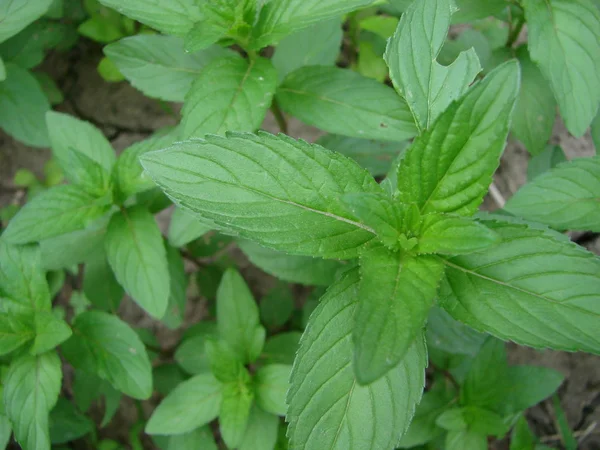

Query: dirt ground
1;42;599;449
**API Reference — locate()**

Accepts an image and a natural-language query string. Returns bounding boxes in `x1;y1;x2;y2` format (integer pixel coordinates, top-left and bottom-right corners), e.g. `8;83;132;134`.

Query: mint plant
1;0;600;449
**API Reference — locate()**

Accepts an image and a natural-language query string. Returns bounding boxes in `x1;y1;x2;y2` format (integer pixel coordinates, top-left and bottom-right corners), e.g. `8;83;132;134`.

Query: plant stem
506;16;525;48
271;100;288;134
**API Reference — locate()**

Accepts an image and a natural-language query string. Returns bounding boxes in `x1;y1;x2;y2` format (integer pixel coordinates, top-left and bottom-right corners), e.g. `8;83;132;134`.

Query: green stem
506;16;525;48
270;100;288;134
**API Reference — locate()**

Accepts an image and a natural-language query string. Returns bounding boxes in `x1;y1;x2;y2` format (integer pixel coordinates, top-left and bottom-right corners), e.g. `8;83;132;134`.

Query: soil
1;42;599;449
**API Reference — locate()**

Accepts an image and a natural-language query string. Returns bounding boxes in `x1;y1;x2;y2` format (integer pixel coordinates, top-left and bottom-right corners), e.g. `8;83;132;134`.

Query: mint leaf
354;246;443;383
385;0;481;132
83;249;123;313
440;219;600;354
426;307;486;357
0;416;9;450
4;351;61;450
263;332;301;365
255;364;291;416
527;145;566;181
180;56;276;139
104;36;231;102
0;0;53;43
168;207;212;248
253;0;373;49
145;374;222;435
0;241;50;312
512;46;556;156
30;311;72;354
0;64;49;147
49;398;94;445
278;66;416;141
505;156;600;232
206;339;247;383
96;0;202;36
220;376;254;449
452;0;507;23
522;0;600;137
64;147;112;196
46;111;116;177
162;243;188;330
500;366;563;415
141;132;380;259
287;268;428;449
446;429;487;450
105;206;170;319
272;18;343;81
217;269;265;363
397;61;519;216
592;110;600;152
317;134;407;177
4;185;111;244
510;416;537;450
166;426;217;450
61;311;152;399
437;406;507;437
417;214;499;255
0;313;33;355
239;405;279;450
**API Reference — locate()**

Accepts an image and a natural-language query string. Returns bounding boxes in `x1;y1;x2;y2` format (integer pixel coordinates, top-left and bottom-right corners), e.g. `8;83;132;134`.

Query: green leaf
49;398;94;444
78;16;125;43
83;249;123;313
446;429;487;450
278;66;417;141
252;0;373;48
145;373;222;435
452;0;507;23
104;36;231;102
0;415;11;450
98;56;124;82
141;132;381;259
0;312;34;355
260;284;294;328
61;311;152;399
354;246;443;384
357;32;389;83
168;207;212;248
263;332;301;365
175;323;217;375
104;206;170;319
440;219;600;355
4;351;61;450
238;240;342;286
205;339;247;383
316;134;407;177
0;0;53;43
512;46;556;156
272;18;343;81
96;0;202;36
0;64;50;147
522;0;600;137
527;145;567;181
417;215;500;255
426;306;486;357
0;242;50;313
219;377;254;449
46;111;116;176
505;156;600;232
166;426;217;450
552;396;577;450
499;366;563;415
239;405;279;450
592;110;600;152
217;269;265;363
397;61;519;216
255;364;291;416
30;311;72;355
437;406;507;436
4;185;111;245
287;268;428;449
63;147;111;196
180;56;277;139
385;0;481;132
162;243;188;329
510;416;536;450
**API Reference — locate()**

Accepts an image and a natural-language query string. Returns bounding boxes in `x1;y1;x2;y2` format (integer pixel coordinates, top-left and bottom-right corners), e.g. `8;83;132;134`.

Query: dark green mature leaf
252;0;373;49
452;0;507;23
522;0;600;137
512;46;556;156
238;240;342;286
317;134;407;177
255;364;291;416
3;185;111;244
145;374;222;435
272;18;343;81
46;111;116;176
505;156;600;232
287;268;428;449
385;0;481;132
397;61;519;216
49;398;94;444
4;351;62;450
96;0;202;36
62;311;152;399
0;241;50;312
499;366;563;415
0;64;49;147
83;249;123;313
219;377;254;449
440;219;600;354
180;56;277;139
168;207;212;248
0;0;53;43
278;66;417;141
263;332;301;365
426;307;486;356
141;132;381;259
527;145;567;181
217;268;265;363
105;206;170;319
417;215;499;255
30;311;72;354
260;283;294;327
354;246;443;384
104;36;231;102
239;405;279;450
162;243;188;329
